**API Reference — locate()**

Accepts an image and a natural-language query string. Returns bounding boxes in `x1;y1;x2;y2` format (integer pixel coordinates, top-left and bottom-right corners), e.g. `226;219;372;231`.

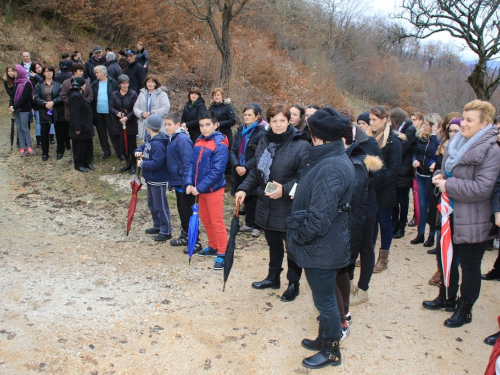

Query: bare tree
394;0;500;100
168;0;251;87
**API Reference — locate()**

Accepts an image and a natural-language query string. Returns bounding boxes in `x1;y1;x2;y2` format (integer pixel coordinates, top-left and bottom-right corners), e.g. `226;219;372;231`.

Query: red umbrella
126;168;142;236
412;178;420;226
437;192;453;299
485;315;500;375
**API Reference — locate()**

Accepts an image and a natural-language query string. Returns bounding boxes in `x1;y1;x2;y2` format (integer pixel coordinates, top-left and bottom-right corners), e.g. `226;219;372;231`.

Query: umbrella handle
136;167;142;177
235;198;241;218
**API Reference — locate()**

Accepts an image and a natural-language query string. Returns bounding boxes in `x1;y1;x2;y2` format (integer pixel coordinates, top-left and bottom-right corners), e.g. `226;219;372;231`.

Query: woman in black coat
235;103;310;302
208;87;236;147
110;74;139;174
366;106;402;273
230;105;266;237
68;77;94;172
286;108;354;369
390;108;416;239
181;87;206;144
33;65;65;161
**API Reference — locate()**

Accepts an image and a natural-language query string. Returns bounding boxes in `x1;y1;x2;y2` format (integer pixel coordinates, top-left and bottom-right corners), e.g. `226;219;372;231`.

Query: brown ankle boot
428;268;442;287
373;249;389;273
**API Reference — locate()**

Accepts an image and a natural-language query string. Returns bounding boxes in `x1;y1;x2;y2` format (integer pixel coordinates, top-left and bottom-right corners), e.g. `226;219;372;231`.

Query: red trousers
198;188;227;255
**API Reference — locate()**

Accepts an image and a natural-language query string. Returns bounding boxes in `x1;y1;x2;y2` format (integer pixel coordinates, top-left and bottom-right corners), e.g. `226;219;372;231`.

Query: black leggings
348;215;376;291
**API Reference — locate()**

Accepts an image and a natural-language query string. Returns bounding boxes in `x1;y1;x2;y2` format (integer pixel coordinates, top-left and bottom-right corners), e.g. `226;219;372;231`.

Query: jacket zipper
194;146;204;188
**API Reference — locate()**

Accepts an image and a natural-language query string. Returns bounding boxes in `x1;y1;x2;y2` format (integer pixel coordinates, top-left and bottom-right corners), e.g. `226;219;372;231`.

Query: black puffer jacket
33;81;65;123
396;120;416;188
375;129;403;208
286;140;354;269
181;97;206;143
109;89;139;136
230;123;266;196
355;126;387;218
237;125;310;232
209;99;236;147
68;90;94;140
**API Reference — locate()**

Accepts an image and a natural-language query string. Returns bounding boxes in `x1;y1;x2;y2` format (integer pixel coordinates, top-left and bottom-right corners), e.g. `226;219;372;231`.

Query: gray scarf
257;142;277;183
445;124;492;174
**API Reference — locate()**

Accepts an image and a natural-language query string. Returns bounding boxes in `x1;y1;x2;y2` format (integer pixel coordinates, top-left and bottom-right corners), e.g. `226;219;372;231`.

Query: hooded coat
166;128;194;189
437;126;500;244
181;96;206;143
285;140;355;269
135;133;170;185
237;125;311;232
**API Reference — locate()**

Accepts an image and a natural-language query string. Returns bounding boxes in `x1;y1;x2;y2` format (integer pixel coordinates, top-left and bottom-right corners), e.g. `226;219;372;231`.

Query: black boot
423;287;456;312
392;221;399;235
393;223;406;239
129;156;137;174
281;281;299;302
36;136;41;147
119;156;132;173
302;322;322;351
302;338;341;369
251;269;282;289
444;297;472;328
411;233;425;244
49;134;55;144
484;331;500;346
423;235;435;247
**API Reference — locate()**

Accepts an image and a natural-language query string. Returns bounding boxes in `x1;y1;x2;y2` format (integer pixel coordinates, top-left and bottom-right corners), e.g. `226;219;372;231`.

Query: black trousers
244;194;257;228
174;189;196;233
437;239;487;305
55;121;69;155
393;187;410;225
348;215;376;291
265;229;302;282
95;113;117;156
72;138;93;168
40;122;52;156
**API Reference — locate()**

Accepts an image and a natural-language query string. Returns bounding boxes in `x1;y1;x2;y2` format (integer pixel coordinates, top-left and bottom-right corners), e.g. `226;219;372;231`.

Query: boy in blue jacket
135;114;172;242
186;111;229;270
164;112;201;252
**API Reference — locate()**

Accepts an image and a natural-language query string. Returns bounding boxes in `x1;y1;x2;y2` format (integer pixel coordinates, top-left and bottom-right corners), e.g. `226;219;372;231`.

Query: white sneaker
340;321;350;341
251;229;261;237
239;225;253;233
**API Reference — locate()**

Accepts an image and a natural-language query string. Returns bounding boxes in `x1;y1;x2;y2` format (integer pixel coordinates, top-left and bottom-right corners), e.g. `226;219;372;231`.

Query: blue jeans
304;268;341;340
373;207;393;250
416;174;434;236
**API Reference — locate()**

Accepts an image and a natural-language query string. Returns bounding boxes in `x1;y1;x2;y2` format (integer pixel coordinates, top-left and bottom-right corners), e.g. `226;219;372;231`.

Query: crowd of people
3;47;500;371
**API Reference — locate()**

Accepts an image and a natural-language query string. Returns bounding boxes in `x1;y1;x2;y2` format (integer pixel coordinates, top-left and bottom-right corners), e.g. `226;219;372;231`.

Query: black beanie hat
308;107;350;141
357;111;370;125
70;77;86;90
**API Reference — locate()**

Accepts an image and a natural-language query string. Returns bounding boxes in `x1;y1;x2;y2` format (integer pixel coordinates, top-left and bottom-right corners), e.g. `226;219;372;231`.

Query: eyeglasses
448;129;460;134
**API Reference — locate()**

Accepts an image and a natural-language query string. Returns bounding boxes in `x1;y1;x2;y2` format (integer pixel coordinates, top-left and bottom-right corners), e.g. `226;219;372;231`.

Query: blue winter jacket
166;128;194;189
412;134;438;176
186;131;229;194
135;133;169;186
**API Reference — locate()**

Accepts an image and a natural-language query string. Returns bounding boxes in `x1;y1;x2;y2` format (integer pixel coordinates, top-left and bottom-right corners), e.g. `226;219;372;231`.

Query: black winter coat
209;99;236;147
91;77;119;113
33;81;65;123
55;71;72;85
124;61;146;94
355;126;386;218
3;80;15;102
181;97;206;143
84;56;105;83
396;120;416;188
12;83;33;112
237;126;310;232
229;123;266;196
375;129;403;209
109;89;139;136
286;140;354;269
68;90;94;140
105;60;122;81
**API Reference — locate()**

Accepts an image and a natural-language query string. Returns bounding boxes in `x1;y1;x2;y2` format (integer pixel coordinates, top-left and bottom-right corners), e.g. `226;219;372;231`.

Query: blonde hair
212;87;224;98
463;100;496;124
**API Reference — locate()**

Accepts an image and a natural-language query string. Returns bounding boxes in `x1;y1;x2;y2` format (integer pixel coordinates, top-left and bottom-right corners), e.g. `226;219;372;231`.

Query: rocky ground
0;116;499;375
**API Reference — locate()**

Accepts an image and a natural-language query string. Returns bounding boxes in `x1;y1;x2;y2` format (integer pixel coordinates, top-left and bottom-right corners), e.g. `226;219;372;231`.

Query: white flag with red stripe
438;192;453;299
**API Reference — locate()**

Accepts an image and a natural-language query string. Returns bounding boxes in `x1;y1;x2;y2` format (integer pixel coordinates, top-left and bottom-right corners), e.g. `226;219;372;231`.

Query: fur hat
146;114;163;132
357;111;370;125
308;107;350;141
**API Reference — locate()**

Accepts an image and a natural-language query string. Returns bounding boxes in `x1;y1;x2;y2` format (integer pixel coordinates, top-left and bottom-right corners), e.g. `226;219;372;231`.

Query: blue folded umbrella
187;200;199;265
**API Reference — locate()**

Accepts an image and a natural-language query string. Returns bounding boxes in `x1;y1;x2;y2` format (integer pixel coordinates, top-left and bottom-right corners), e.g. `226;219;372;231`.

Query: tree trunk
467;60;489;100
219;5;232;88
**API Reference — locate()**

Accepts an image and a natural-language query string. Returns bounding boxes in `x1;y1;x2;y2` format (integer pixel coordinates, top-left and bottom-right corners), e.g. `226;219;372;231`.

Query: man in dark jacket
105;52;122;81
117;50;128;73
84;45;105;82
124;49;146;94
91;65;119;159
55;60;73;85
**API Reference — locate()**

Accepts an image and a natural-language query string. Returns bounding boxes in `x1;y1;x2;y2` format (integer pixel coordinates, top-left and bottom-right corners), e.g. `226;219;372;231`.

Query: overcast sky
368;0;478;61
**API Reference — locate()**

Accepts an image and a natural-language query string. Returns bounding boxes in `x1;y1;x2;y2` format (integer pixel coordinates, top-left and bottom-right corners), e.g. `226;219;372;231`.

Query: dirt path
0;115;498;374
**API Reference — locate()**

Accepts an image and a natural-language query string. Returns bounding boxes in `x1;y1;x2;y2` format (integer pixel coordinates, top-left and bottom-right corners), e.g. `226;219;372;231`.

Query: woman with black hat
68;77;94;172
286;107;355;369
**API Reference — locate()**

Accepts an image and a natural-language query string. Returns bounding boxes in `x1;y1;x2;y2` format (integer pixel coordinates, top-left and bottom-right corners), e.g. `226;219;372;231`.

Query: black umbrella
10;117;15;151
223;199;241;292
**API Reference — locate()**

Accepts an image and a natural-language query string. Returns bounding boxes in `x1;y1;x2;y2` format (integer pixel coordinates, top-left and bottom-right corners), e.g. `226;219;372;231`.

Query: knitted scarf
367;124;390;149
445;124;492;173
